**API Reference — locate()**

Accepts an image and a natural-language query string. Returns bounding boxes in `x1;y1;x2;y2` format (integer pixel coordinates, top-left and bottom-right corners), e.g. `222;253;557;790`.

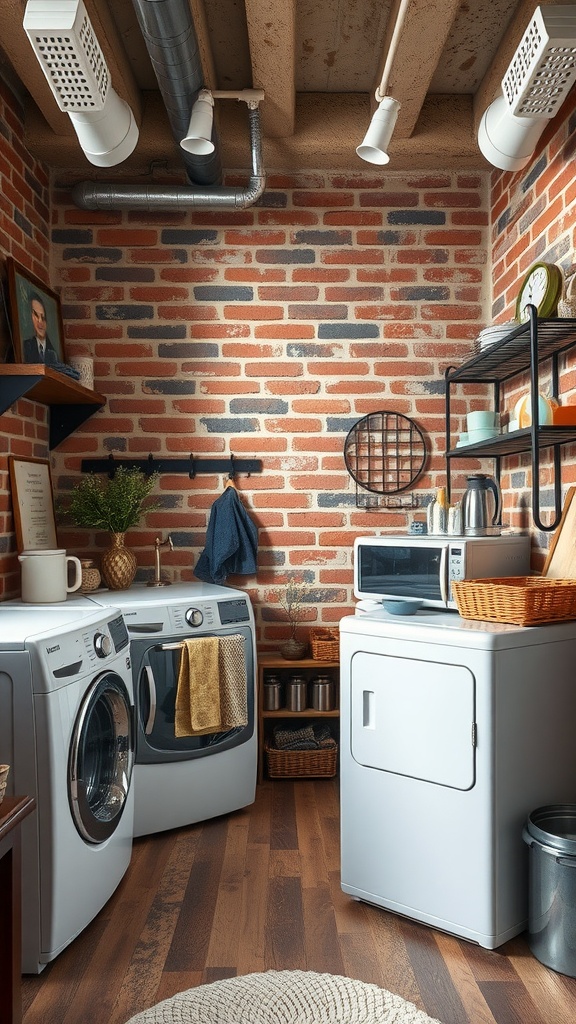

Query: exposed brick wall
489;89;576;570
46;170;489;643
0;76;51;599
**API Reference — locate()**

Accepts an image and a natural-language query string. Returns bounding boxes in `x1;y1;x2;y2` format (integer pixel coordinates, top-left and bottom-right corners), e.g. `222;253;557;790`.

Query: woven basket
265;741;338;778
310;627;340;661
451;576;576;626
0;764;9;804
558;273;576;318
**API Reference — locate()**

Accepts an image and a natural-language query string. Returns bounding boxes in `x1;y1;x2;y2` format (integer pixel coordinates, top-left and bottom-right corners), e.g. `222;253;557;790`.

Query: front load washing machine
0;603;134;973
88;583;257;836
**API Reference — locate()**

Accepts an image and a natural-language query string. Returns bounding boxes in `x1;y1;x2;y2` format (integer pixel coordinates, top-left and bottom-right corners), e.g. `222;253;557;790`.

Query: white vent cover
23;0;110;112
502;5;576;119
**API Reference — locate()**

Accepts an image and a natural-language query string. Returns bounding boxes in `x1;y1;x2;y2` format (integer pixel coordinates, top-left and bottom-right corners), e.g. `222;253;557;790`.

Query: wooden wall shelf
0;365;105;449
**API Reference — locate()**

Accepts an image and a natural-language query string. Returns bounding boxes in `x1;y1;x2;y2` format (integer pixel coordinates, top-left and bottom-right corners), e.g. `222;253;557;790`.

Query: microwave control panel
448;547;465;580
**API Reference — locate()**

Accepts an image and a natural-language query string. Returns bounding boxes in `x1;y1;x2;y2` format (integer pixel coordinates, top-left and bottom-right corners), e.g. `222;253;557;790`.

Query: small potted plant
276;579;310;660
65;467;160;590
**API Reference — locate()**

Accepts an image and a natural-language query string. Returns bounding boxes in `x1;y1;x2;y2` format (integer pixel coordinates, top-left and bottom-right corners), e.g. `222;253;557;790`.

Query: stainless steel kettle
462;474;502;534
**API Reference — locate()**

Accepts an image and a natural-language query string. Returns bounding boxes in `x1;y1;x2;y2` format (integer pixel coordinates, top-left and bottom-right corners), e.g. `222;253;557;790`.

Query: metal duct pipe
72;104;266;210
130;0;220;185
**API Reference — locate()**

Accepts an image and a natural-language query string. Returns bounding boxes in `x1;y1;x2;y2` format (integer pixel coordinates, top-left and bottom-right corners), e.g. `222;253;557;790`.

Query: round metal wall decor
344;411;427;496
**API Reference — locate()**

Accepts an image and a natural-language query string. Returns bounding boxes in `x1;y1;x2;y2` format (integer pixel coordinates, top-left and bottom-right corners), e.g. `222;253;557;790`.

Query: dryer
339;607;576;949
0;603;134;973
88;583;257;836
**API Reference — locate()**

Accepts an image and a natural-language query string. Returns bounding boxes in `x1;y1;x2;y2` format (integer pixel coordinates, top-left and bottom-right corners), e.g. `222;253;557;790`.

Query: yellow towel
175;637;221;736
218;634;248;729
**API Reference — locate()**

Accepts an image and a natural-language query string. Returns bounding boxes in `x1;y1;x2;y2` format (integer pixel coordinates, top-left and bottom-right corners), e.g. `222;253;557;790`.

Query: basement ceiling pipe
130;0;220;187
72;103;266;210
72;0;266;211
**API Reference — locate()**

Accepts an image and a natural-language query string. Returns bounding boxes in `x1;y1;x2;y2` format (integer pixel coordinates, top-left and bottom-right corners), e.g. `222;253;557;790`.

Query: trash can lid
524;804;576;855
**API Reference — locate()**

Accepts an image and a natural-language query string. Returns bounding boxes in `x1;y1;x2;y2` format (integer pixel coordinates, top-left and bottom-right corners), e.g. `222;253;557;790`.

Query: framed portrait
6;257;65;366
0;258;14;363
8;455;58;552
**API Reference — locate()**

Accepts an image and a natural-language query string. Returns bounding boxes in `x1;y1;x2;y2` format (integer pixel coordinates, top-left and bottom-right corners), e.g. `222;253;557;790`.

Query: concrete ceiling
0;0;574;178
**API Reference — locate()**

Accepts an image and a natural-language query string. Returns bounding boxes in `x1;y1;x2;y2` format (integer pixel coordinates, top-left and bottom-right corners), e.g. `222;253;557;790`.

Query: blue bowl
382;598;424;616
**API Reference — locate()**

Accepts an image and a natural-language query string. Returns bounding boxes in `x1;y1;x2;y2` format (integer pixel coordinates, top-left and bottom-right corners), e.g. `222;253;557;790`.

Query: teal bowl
382;598;424;616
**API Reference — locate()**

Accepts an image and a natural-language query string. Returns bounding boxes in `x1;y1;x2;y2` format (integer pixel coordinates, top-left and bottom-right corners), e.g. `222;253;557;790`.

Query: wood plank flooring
21;780;576;1024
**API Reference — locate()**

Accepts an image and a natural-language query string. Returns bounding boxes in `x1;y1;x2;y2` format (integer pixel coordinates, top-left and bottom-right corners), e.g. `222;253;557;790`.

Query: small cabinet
257;652;339;782
0;365;105;449
444;309;576;531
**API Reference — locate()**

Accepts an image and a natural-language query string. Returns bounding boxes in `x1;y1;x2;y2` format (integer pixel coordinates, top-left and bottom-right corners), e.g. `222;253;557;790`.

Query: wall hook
189;454;196;479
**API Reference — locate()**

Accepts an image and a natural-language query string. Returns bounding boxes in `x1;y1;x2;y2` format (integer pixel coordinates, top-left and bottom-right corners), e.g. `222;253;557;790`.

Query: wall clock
515;261;563;322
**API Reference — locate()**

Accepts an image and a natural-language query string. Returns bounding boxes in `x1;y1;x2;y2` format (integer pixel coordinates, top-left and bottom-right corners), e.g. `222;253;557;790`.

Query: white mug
19;549;82;604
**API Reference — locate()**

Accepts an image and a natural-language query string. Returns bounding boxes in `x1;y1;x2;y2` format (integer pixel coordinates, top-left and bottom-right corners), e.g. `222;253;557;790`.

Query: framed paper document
9;456;58;552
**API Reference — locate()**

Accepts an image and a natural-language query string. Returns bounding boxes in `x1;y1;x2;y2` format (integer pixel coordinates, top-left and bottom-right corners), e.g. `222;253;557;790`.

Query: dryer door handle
143;665;157;735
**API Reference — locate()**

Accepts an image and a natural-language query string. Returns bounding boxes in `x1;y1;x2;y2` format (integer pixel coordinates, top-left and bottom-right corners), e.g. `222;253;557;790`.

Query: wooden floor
21;779;576;1024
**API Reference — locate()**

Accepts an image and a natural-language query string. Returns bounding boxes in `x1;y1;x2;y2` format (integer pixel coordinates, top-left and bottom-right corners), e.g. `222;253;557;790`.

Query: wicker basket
265;741;338;778
451;576;576;626
310;627;340;661
0;764;9;804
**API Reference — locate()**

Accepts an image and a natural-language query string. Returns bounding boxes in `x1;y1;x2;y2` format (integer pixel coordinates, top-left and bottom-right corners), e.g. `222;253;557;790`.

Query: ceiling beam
189;0;218;90
244;0;296;138
28;92;483;176
373;0;462;139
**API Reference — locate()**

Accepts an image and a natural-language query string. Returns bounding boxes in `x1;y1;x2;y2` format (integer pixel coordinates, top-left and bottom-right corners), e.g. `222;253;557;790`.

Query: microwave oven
354;534;531;610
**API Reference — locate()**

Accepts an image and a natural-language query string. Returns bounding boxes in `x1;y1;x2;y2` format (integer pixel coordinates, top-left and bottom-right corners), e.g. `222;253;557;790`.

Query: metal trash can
522;805;576;977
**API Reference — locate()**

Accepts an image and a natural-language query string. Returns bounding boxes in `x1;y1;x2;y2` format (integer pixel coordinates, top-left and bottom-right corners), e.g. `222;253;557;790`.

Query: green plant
277;579;310;638
65;467;161;533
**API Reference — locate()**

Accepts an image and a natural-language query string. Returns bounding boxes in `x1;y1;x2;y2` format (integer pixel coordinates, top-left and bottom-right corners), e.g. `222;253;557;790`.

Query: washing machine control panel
185;607;204;627
94;632;113;658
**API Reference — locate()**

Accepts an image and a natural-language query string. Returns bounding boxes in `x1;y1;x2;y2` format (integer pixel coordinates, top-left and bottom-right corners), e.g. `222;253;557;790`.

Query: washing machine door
68;671;134;844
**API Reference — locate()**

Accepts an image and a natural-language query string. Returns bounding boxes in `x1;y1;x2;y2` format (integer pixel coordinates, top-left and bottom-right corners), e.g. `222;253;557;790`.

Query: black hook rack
80;454;263;479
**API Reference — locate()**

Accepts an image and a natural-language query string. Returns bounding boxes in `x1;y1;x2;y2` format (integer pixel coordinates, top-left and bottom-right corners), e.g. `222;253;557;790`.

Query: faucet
147;535;173;587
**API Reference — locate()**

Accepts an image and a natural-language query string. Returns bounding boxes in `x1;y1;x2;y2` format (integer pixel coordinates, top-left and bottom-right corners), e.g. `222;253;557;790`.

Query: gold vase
100;533;137;590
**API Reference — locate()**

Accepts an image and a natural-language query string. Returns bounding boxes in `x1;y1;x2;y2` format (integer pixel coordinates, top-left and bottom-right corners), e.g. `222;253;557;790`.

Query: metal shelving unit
444;307;576;531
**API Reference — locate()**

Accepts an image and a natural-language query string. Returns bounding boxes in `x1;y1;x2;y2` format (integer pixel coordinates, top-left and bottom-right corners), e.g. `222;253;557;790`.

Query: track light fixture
356;0;410;166
181;88;265;156
478;5;576;172
356;97;401;165
23;0;139;168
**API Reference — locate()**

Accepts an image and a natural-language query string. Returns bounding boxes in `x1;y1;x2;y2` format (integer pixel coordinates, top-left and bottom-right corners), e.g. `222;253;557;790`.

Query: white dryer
0;603;134;973
339;607;576;949
88;583;257;836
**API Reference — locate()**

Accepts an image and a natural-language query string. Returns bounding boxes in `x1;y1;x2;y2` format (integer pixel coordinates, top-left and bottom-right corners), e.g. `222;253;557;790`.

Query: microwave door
358;542;448;606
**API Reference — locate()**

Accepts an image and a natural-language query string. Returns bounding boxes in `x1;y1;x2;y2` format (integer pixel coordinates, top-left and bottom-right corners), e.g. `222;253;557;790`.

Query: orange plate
553;406;576;426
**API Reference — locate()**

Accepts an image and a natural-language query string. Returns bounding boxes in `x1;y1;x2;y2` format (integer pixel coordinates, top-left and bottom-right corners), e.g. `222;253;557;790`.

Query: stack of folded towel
271;724;337;751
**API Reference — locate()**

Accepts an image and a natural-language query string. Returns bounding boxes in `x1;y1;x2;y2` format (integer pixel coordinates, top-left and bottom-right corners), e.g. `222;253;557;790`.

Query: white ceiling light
478;5;576;172
181;88;265;156
23;0;138;168
356;0;410;165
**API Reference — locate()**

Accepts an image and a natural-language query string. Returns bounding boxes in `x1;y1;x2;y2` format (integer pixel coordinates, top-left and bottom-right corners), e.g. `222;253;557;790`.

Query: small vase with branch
277;579;310;660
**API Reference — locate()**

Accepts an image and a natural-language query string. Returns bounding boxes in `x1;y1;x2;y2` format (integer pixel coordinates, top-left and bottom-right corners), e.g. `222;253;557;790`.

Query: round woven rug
125;970;442;1024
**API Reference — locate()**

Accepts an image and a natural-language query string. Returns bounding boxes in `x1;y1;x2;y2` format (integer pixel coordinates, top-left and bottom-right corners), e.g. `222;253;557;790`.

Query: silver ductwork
72;0;266;211
131;0;220;187
72;105;266;210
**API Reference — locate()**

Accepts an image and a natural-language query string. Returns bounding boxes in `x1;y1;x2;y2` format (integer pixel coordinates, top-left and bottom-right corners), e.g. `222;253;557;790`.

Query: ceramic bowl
467;427;499;443
382;598;424;616
467;410;498;431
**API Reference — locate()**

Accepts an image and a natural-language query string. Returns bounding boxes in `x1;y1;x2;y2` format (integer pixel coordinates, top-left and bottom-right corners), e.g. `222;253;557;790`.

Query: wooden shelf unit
257;652;340;782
